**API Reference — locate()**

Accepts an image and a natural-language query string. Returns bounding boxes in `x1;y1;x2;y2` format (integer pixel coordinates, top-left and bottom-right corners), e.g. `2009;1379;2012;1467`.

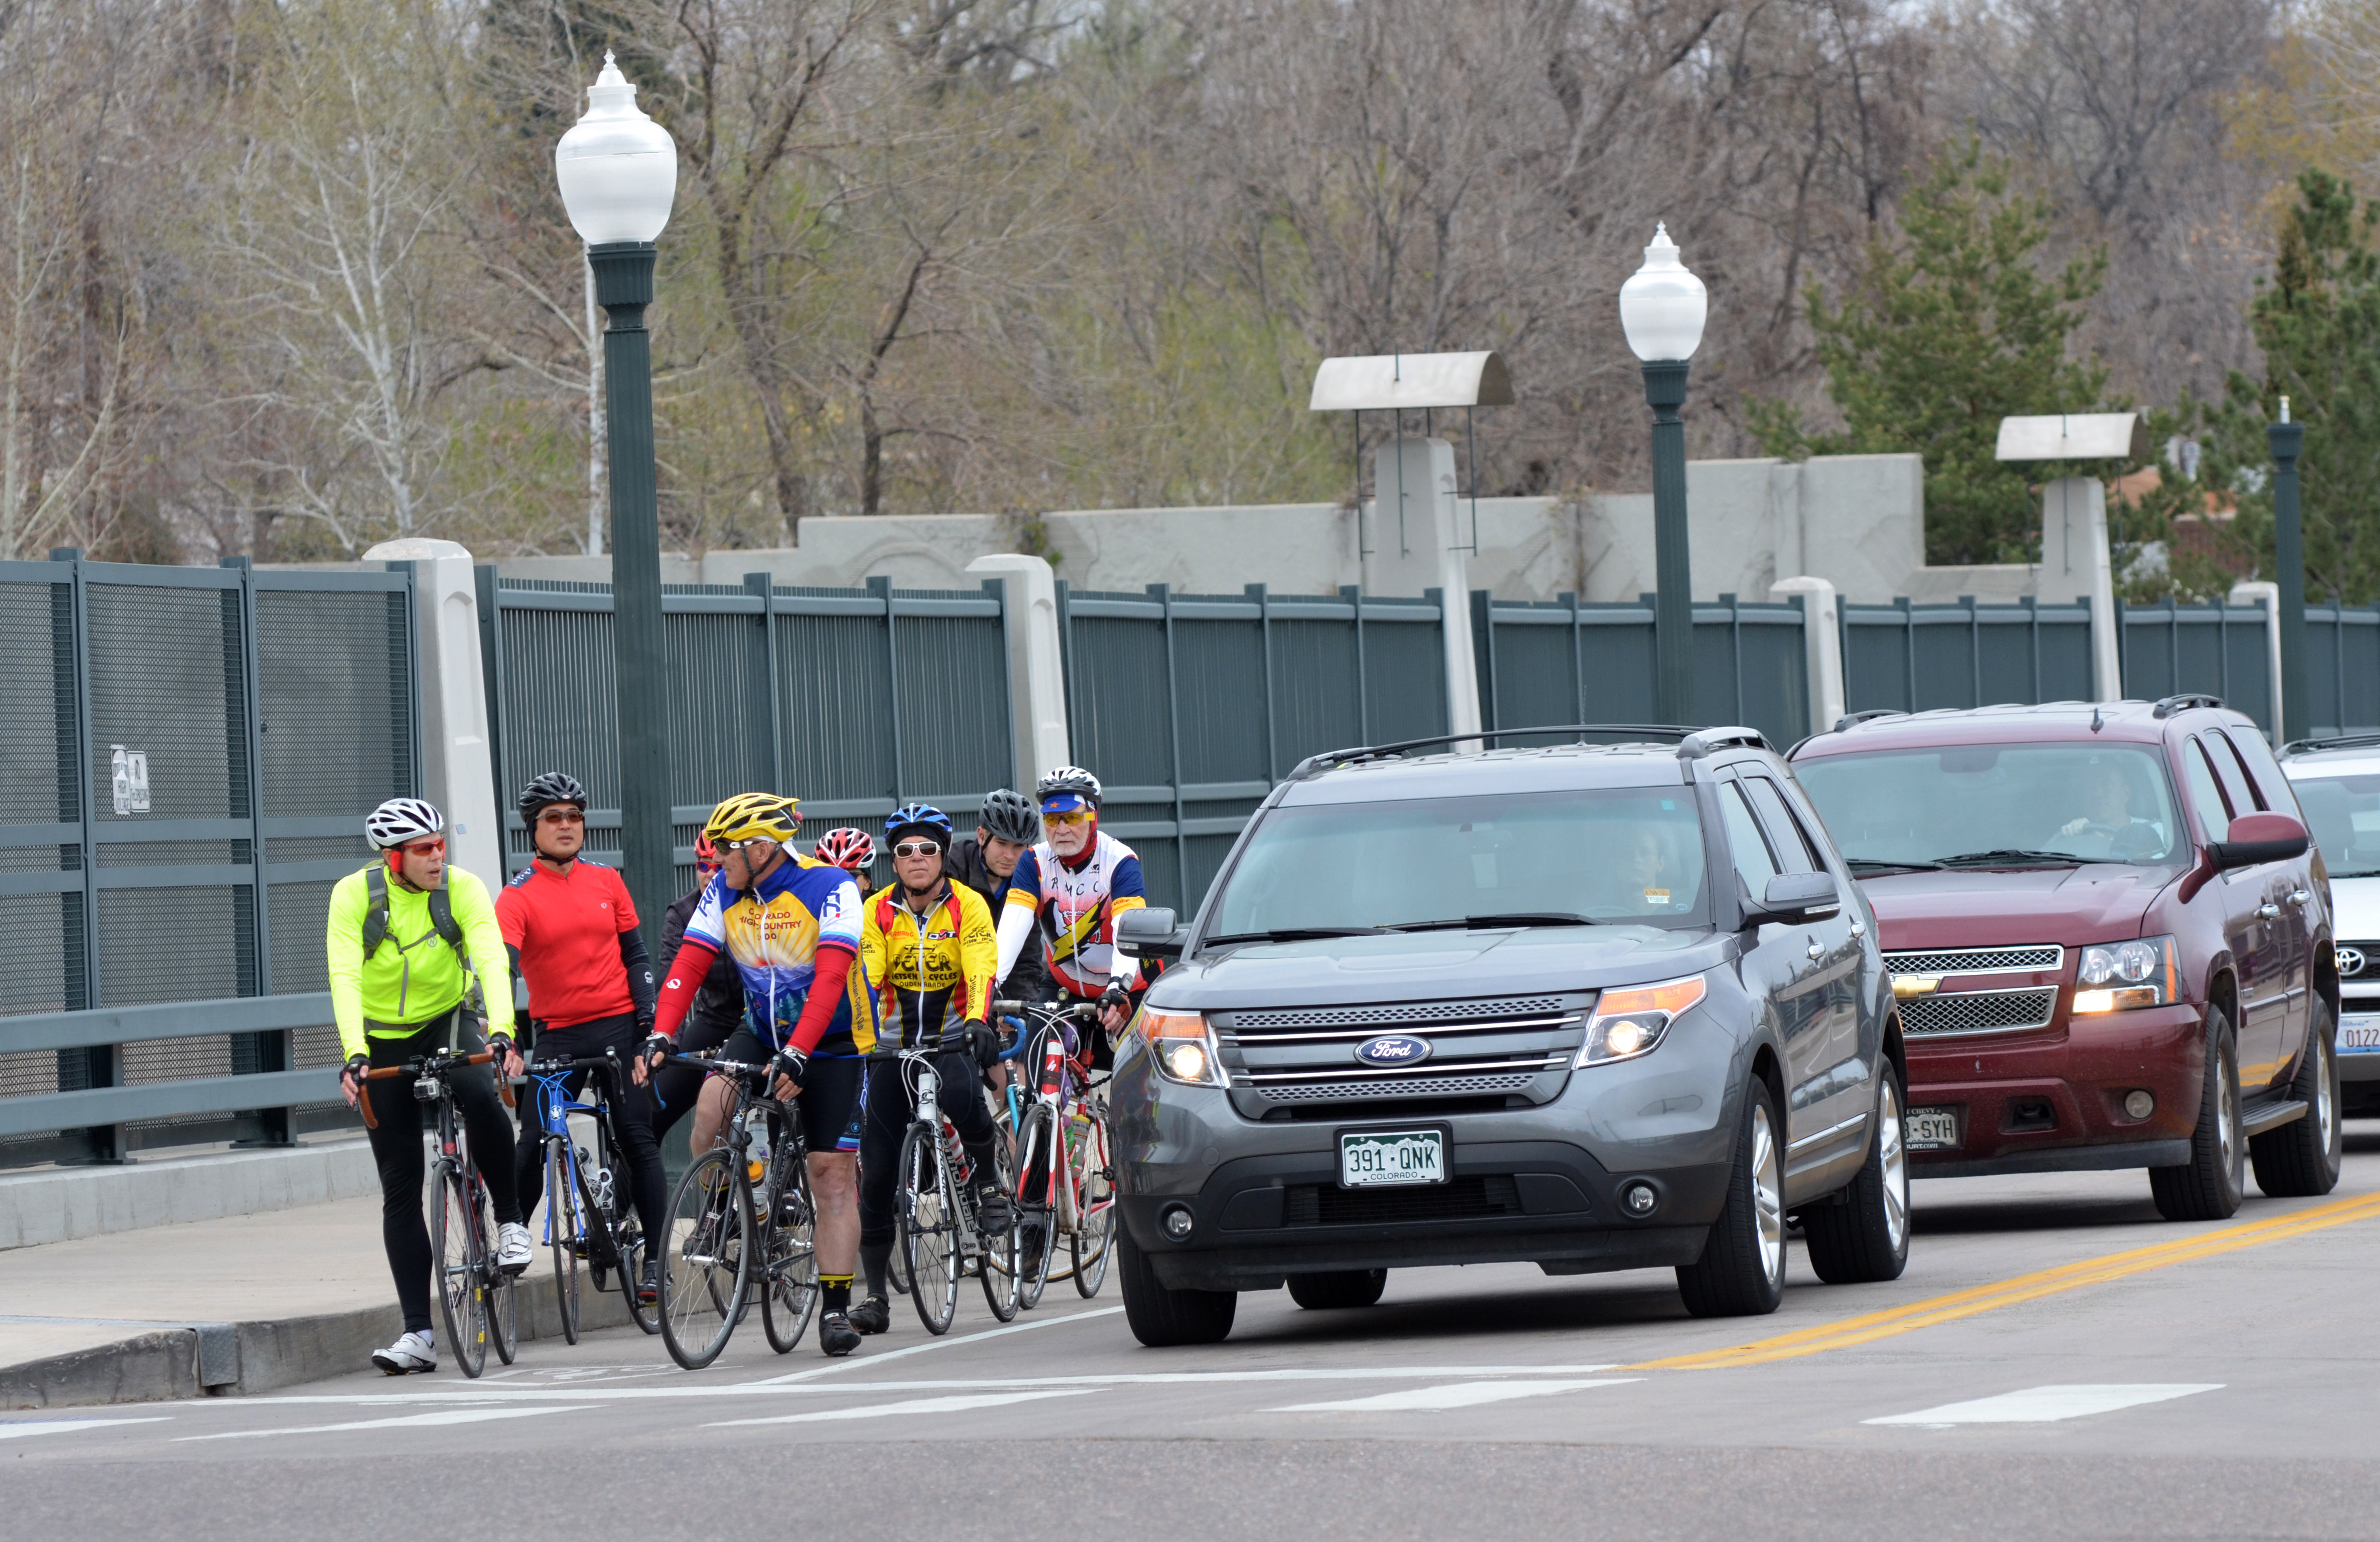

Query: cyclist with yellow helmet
635;791;876;1356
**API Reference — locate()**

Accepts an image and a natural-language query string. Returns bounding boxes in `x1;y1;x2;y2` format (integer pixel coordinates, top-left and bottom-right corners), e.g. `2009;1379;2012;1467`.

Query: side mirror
2207;811;2310;871
1114;906;1187;961
1747;870;1842;927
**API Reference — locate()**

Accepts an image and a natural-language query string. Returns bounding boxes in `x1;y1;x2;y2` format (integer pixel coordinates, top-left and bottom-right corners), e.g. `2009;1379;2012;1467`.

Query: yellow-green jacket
324;864;515;1059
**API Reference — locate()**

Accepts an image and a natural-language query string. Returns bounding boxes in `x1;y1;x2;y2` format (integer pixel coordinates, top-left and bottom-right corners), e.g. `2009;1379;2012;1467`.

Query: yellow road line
1633;1189;2380;1371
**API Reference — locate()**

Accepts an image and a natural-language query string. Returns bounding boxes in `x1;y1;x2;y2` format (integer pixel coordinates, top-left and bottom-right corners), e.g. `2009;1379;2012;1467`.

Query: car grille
1900;985;2059;1037
1283;1174;1524;1226
1884;945;2063;976
1214;993;1590;1117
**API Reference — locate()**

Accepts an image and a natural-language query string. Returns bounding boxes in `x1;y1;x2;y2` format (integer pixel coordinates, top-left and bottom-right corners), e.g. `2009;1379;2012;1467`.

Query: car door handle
2289;890;2311;906
2258;903;2282;919
1806;941;1826;960
1848;921;1867;939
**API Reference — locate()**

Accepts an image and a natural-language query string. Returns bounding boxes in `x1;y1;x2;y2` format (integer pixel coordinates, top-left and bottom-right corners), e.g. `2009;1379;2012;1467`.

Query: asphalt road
11;1124;2380;1542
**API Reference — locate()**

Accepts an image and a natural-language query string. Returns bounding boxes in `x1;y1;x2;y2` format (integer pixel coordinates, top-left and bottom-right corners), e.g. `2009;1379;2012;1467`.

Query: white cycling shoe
496;1222;534;1274
371;1329;436;1375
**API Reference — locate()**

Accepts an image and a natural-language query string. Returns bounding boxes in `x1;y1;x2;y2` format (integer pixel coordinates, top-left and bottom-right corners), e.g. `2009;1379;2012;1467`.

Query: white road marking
708;1388;1096;1427
1271;1379;1639;1413
0;1417;170;1441
177;1405;593;1442
748;1305;1128;1384
1864;1385;2223;1427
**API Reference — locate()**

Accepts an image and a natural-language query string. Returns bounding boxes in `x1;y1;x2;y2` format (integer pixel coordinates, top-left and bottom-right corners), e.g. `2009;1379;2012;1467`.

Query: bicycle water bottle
743;1107;771;1184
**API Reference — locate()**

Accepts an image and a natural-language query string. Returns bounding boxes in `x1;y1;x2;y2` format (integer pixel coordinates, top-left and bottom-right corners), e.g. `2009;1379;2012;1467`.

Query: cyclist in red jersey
496;772;666;1305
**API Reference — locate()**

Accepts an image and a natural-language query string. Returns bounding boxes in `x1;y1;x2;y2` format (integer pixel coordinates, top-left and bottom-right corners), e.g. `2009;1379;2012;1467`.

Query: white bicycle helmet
1036;766;1102;807
365;797;445;850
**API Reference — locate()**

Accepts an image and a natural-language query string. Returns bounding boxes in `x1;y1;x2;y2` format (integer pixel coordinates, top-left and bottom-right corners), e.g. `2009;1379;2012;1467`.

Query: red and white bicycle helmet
813;827;876;871
693;830;720;876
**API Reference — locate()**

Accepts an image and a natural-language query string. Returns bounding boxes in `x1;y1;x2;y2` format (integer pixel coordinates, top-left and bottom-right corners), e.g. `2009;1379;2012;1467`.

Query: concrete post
361;538;503;887
2040;476;2122;701
1360;436;1483;743
2229;580;2285;741
1770;575;1845;736
967;553;1071;789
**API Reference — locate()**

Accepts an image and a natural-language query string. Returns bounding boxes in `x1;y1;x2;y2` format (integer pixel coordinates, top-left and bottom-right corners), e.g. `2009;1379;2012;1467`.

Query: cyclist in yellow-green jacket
326;797;527;1376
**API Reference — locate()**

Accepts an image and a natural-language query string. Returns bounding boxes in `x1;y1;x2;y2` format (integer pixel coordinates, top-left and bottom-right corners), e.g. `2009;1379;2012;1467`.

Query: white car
2281;734;2380;1116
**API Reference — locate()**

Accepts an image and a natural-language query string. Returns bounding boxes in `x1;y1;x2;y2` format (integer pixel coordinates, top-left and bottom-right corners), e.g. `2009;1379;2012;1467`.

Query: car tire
2150;1005;2245;1222
1287;1269;1388;1309
1676;1076;1787;1318
1802;1060;1912;1285
2250;995;2343;1198
1116;1227;1236;1346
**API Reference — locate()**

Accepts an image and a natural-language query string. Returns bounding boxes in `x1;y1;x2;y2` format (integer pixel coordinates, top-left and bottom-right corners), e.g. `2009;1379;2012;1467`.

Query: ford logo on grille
1355;1034;1433;1067
2339;945;2368;979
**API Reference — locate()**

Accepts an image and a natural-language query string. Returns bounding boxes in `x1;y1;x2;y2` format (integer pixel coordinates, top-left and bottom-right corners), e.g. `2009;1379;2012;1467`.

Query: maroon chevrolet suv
1788;698;2343;1219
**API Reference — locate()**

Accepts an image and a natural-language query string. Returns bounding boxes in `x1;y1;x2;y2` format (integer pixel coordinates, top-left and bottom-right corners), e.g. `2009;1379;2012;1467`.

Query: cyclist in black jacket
947;788;1054;1005
650;832;745;1141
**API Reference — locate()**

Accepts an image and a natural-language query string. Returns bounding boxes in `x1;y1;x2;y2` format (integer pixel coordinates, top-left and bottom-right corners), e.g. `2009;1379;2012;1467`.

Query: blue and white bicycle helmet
884;803;954;847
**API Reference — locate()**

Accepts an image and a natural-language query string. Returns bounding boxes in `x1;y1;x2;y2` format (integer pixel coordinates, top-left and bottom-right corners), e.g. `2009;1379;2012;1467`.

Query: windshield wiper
1200;926;1389;945
1933;848;2082;868
1385;912;1600;932
1846;856;1947;874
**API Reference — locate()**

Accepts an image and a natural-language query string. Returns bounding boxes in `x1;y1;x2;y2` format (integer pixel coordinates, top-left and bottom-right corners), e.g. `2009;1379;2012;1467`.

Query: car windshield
1795;743;2185;868
1205;787;1711;938
2285;770;2380;877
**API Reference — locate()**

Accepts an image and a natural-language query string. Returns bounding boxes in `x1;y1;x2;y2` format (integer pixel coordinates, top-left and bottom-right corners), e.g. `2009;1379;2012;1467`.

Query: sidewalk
0;1194;632;1408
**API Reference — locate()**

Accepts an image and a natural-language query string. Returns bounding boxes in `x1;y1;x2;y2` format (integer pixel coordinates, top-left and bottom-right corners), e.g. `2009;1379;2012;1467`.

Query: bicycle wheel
547;1140;581;1345
430;1162;488;1379
761;1146;820;1353
1070;1111;1115;1299
1015;1102;1059;1311
583;1128;654;1335
658;1146;751;1370
488;1195;519;1366
978;1131;1020;1323
896;1123;959;1335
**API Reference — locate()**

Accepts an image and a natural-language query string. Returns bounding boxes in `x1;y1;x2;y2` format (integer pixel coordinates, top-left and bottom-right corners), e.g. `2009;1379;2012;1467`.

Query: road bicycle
894;1040;1021;1334
523;1049;657;1343
995;999;1116;1307
357;1045;520;1378
653;1054;820;1370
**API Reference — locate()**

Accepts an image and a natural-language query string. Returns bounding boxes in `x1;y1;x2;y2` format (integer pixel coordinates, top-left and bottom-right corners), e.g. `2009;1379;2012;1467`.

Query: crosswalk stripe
707;1388;1096;1427
0;1417;170;1441
1271;1379;1639;1412
1864;1384;2223;1426
177;1405;591;1441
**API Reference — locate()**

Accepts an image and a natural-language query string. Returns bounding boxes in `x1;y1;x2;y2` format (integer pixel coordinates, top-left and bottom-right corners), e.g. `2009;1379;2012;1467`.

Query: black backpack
358;864;485;1019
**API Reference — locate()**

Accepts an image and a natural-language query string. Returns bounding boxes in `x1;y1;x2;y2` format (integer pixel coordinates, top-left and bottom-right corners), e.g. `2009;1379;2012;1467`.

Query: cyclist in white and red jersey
992;766;1148;1065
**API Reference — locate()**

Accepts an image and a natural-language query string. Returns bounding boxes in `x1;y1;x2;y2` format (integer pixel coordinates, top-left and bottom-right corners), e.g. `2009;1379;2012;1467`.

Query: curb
0;1140;382;1252
1;1272;641;1410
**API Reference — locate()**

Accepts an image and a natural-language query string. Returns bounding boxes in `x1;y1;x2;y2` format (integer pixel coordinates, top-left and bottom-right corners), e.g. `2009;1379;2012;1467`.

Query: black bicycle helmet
518;771;588;820
1036;765;1102;808
977;787;1040;843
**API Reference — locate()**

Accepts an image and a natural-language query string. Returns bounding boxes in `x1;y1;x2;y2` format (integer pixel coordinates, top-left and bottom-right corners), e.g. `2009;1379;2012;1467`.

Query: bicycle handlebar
353;1048;504;1130
991;998;1101;1020
525;1051;620;1074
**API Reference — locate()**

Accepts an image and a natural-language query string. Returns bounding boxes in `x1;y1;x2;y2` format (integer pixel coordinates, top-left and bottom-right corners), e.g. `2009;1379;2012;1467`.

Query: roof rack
1832;709;1906;733
2151;693;2224;719
1675;726;1774;760
2280;731;2380;756
1287;723;1705;779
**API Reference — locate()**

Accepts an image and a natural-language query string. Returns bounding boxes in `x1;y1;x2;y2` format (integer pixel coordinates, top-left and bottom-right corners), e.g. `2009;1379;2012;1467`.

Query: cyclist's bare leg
688;1074;736;1156
808;1150;859;1278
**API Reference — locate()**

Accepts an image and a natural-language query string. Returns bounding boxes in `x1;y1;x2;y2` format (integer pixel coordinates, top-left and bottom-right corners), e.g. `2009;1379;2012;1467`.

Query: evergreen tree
1751;141;2109;566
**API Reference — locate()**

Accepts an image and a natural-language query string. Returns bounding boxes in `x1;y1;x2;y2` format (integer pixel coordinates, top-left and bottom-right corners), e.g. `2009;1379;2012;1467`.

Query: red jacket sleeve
652;937;719;1040
787;941;856;1055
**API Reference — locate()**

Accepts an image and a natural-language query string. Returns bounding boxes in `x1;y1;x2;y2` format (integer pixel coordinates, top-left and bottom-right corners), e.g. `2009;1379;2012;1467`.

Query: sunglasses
718;837;771;853
400;838;447;857
1041;808;1093;827
537;808;586;825
892;840;942;858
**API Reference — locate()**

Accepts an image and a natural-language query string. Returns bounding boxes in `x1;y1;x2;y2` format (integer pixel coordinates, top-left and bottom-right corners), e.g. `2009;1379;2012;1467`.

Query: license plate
1904;1105;1961;1151
2342;1013;2380;1054
1338;1128;1447;1188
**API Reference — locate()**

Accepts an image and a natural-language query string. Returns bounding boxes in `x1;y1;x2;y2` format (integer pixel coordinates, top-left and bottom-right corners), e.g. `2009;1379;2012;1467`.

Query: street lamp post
557;52;678;943
2269;398;2308;742
1620;224;1708;727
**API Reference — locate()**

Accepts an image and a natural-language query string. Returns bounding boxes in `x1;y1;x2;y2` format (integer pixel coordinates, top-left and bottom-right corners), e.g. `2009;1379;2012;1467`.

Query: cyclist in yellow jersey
326;797;525;1375
848;803;1008;1336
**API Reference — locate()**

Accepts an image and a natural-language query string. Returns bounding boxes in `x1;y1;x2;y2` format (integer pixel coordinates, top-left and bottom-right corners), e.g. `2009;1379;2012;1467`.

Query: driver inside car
2054;760;2162;858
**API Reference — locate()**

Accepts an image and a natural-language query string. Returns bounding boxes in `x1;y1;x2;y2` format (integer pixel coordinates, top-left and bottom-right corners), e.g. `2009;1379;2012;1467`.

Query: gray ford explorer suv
1105;725;1908;1346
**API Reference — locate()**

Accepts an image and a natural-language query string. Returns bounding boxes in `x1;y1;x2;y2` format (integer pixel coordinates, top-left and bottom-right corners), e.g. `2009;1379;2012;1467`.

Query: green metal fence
2305;604;2380;737
1055;582;1450;913
478;572;1013;898
2120;599;2277;732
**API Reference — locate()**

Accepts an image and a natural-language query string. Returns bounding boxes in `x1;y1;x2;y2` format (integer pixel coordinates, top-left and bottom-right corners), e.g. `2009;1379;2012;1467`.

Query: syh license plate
1903;1105;1962;1151
1338;1128;1447;1188
2341;1013;2380;1054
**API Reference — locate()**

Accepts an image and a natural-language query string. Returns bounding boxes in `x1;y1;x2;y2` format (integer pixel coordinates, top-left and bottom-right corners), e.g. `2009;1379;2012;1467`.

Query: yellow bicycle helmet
703;792;802;844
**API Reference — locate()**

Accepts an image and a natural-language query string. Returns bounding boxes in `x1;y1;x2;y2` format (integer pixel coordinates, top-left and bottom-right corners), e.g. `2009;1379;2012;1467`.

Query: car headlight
2074;935;2177;1013
1576;975;1707;1067
1140;1009;1226;1086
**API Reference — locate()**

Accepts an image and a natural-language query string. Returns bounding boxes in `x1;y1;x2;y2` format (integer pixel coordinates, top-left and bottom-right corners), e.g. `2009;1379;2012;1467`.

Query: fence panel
481;574;1011;897
1841;599;2094;717
2304;605;2380;739
2118;600;2276;733
0;557;414;1167
1476;592;1806;748
1056;583;1450;915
